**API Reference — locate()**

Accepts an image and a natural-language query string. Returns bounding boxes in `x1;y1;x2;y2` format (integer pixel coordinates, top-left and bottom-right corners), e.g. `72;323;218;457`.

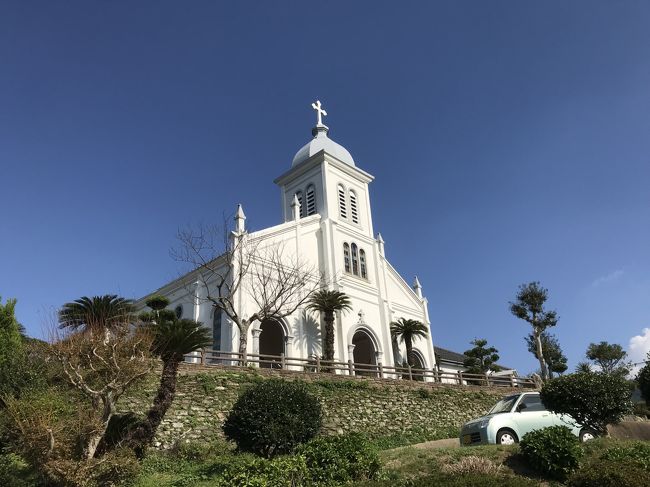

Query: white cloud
591;269;624;287
628;328;650;374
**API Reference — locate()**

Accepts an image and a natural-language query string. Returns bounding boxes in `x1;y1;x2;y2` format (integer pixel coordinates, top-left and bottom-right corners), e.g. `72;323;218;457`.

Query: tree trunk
84;393;115;459
127;358;180;456
238;319;250;365
405;336;414;368
323;311;335;365
534;330;549;381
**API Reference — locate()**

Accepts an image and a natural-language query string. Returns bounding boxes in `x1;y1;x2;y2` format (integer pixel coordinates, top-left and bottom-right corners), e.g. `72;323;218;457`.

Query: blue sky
1;1;649;374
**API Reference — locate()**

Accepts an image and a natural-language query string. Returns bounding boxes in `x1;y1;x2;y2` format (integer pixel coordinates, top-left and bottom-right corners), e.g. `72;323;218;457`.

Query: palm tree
390;318;429;369
58;295;134;334
307;290;352;366
128;315;211;454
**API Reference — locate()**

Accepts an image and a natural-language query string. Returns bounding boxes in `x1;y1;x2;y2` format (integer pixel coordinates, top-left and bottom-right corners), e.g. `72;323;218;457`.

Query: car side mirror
516;403;527;412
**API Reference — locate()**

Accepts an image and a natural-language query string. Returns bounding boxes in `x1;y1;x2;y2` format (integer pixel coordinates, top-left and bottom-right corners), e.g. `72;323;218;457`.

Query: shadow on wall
293;312;322;358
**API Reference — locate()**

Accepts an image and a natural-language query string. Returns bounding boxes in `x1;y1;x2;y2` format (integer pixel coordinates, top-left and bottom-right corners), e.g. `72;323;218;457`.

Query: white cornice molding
274;150;374;186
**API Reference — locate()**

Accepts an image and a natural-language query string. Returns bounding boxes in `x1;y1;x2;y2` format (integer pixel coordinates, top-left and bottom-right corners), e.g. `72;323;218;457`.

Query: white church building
138;102;437;375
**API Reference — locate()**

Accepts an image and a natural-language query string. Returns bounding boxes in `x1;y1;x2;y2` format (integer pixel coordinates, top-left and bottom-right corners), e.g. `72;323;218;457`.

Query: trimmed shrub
519;426;582;480
296;433;383;485
201;453;309;487
540;372;632;435
567;459;649;487
223;379;322;457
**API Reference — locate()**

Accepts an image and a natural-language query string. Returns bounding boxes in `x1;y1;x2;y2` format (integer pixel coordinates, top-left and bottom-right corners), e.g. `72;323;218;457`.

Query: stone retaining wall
120;365;527;449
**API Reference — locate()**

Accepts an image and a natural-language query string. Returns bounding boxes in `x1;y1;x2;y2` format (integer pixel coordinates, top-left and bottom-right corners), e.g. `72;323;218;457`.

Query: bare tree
172;217;324;362
46;326;153;459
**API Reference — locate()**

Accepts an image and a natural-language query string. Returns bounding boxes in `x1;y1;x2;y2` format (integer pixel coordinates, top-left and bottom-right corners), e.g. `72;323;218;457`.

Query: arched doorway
410;350;426;381
259;319;285;369
352;329;376;376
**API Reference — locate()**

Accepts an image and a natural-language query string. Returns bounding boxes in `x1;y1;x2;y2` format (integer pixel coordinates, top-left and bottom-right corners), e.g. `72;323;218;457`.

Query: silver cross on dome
311;100;327;126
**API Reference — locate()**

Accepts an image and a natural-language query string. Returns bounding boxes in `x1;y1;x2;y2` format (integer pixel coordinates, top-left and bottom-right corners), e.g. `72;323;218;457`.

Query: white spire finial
311;100;327;126
234;203;246;233
413;276;423;299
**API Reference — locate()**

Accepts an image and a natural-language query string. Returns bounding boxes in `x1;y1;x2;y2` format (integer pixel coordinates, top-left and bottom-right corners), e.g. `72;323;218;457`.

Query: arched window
338;185;348;219
349;190;359;224
295;191;305;218
213;309;222;352
351;243;359;276
343;243;351;273
306;185;316;215
174;305;183;319
359;249;367;278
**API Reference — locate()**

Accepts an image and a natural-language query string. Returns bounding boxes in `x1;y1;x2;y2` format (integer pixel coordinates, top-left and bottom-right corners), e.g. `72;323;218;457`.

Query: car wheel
496;429;519;445
579;429;596;442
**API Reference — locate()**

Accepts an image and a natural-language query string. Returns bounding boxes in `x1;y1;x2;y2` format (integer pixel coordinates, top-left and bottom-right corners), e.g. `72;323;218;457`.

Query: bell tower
273;100;375;240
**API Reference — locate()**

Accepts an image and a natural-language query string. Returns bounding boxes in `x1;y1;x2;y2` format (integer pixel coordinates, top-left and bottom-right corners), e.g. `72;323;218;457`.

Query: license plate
462;435;472;445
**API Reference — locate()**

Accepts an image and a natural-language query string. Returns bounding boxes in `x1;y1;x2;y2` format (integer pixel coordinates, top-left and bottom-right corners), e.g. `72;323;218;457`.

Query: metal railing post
378;362;384;379
348;359;354;376
280;353;286;369
200;348;205;365
408;364;413;381
458;371;463;385
316;356;321;373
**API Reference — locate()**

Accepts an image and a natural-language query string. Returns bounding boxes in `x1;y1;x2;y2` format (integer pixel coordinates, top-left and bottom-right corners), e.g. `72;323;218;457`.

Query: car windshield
488;395;519;414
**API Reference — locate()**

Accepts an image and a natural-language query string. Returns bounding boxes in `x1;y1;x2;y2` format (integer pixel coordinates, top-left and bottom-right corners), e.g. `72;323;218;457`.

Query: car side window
519;395;546;412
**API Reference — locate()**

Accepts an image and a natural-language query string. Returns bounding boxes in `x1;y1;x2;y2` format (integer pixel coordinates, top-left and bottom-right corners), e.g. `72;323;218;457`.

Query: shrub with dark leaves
223;379;322;457
296;433;383;485
519;426;583;480
540;372;632;436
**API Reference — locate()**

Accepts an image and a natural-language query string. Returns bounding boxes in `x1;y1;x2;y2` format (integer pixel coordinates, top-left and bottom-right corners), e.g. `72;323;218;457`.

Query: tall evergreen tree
637;352;650;406
586;341;629;376
525;332;568;378
463;338;500;375
510;282;558;381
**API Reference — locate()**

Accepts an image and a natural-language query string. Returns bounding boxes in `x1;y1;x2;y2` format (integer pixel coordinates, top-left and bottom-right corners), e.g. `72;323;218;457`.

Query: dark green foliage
0;452;39;487
390;318;429;369
307;290;352;364
525;332;568;377
296;433;383;485
58;294;134;333
223;379;322;457
586;341;629;376
463;338;500;374
0;298;43;402
145;295;170;311
541;372;633;435
200;453;309;487
636;352;650;405
509;282;558;381
147;318;212;361
567;459;649;487
519;426;583;480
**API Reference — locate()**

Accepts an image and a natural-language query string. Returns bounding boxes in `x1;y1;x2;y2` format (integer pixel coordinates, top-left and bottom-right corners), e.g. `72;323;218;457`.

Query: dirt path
392;437;460;450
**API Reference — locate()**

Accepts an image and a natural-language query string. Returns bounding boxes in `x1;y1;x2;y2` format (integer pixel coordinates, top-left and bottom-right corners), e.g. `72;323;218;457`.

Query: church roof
292;124;355;167
435;346;468;365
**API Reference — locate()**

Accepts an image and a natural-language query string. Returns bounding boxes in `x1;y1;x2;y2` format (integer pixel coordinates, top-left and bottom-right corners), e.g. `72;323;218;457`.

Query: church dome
292;125;355;167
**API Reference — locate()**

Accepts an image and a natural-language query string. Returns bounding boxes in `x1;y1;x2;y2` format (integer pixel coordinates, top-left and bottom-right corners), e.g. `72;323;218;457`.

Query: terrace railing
183;349;537;388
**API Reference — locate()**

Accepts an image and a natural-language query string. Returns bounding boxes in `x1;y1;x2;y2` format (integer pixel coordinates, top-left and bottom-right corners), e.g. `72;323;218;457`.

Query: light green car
460;392;595;446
